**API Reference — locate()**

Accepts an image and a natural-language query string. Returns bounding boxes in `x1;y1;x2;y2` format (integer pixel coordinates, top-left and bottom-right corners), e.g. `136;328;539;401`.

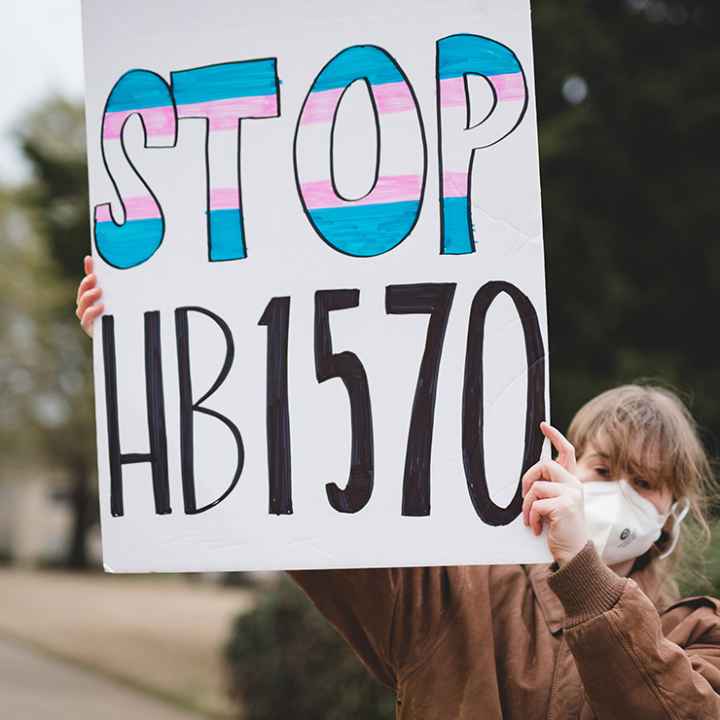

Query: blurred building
0;464;100;566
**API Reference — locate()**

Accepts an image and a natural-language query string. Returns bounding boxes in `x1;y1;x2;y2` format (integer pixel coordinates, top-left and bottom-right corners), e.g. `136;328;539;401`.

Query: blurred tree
225;576;396;720
0;190;61;460
533;0;720;452
0;97;97;568
17;98;89;279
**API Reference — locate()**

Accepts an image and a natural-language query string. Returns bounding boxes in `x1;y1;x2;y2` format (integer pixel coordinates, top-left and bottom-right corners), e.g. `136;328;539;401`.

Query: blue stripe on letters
308;200;420;257
172;60;278;105
106;70;174;113
438;35;522;80
95;217;164;268
312;46;404;93
442;197;473;255
209;209;246;261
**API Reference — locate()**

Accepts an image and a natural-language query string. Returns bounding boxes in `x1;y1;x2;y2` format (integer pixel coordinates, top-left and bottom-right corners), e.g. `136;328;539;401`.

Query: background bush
225;577;396;719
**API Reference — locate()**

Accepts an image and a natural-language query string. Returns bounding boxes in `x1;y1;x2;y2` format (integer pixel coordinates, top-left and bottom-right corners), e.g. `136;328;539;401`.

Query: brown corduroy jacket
290;542;720;719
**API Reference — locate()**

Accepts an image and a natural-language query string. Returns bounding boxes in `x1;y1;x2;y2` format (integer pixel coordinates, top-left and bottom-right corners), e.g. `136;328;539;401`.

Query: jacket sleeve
547;542;720;719
288;564;466;689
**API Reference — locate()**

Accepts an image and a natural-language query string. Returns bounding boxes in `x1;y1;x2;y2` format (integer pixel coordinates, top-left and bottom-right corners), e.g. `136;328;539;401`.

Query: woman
76;256;720;719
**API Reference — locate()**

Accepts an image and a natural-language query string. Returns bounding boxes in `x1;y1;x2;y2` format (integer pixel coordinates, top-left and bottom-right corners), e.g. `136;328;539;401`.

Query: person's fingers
78;256;101;338
521;460;548;497
522;481;564;526
528;497;560;536
522;459;575;498
80;303;104;337
76;287;102;318
76;273;97;304
540;422;577;472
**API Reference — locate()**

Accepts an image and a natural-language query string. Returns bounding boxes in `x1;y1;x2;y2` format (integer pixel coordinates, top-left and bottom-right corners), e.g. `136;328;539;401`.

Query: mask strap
658;498;690;560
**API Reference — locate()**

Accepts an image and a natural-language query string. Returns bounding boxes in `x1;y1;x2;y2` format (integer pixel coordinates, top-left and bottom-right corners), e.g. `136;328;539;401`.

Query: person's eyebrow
585;451;610;462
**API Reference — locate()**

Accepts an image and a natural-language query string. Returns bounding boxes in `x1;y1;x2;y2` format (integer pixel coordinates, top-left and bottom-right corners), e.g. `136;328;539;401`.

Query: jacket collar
526;558;665;635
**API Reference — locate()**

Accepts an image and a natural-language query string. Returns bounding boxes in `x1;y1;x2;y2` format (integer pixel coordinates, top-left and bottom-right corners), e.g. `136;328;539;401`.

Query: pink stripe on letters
94;196;161;223
177;96;278;130
103;106;176;139
126;195;161;220
440;72;526;108
489;73;526;101
301;81;416;125
442;172;469;198
209;187;240;210
371;82;416;114
301;174;422;210
95;204;112;223
300;88;344;125
439;77;467;108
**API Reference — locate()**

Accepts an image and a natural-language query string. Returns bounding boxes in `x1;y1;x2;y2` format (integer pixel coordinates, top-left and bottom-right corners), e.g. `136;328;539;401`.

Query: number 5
314;290;374;513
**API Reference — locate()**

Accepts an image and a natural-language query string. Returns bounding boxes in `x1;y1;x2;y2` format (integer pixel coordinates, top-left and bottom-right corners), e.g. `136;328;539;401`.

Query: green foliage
225;577;395;720
0;97;97;567
702;526;720;595
533;0;720;446
16;97;89;282
677;519;720;598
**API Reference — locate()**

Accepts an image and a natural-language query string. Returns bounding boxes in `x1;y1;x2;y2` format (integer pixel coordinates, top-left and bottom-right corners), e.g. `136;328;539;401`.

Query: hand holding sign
81;0;549;572
76;256;103;336
521;423;588;567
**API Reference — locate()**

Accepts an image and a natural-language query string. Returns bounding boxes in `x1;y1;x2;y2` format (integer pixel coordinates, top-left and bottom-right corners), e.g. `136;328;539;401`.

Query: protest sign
81;0;551;571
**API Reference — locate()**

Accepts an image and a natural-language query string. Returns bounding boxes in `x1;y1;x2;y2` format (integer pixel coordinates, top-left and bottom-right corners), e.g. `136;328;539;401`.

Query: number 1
259;297;293;514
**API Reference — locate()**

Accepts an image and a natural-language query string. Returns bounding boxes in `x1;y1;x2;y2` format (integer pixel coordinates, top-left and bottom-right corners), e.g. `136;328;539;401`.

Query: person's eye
633;478;652;491
594;466;609;478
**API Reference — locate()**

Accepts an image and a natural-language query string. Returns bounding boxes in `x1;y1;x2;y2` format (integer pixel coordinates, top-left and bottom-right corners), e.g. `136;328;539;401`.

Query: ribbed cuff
547;542;627;627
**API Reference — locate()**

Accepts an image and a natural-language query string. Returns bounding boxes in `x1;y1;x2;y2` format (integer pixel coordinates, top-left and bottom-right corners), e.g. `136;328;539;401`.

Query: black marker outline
463;72;498;131
386;283;456;516
95;69;178;270
461;281;545;526
314;289;374;513
329;77;381;202
293;44;428;258
175;305;244;514
258;296;293;515
436;35;530;256
169;58;281;264
102;312;171;517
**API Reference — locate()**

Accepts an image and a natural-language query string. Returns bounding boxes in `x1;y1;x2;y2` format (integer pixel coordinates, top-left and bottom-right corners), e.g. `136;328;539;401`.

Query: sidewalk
0;637;206;720
0;568;256;718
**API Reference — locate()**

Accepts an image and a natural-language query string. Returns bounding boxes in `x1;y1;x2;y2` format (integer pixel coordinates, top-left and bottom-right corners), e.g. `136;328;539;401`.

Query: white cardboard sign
81;0;552;572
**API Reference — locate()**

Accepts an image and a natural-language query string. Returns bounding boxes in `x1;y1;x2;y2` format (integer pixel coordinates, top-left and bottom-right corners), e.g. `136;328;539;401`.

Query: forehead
581;435;664;478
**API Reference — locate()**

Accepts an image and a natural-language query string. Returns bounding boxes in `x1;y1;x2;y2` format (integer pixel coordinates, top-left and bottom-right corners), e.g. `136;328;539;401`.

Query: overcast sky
1;1;84;185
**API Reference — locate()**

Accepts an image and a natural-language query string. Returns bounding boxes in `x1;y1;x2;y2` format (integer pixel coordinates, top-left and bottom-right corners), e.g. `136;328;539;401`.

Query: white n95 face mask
583;480;689;566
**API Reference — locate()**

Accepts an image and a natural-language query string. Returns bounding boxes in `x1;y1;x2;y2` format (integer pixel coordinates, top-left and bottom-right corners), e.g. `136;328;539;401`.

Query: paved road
0;569;255;716
0;637;207;720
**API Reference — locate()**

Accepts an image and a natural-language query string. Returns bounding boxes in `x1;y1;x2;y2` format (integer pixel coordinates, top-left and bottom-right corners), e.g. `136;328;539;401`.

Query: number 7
386;283;456;515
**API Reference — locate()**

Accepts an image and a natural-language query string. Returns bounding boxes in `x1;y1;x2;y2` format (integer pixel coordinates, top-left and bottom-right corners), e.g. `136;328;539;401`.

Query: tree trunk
66;459;95;569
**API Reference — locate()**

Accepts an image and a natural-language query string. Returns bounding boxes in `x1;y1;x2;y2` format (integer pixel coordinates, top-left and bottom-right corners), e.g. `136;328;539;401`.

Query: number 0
462;281;545;526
